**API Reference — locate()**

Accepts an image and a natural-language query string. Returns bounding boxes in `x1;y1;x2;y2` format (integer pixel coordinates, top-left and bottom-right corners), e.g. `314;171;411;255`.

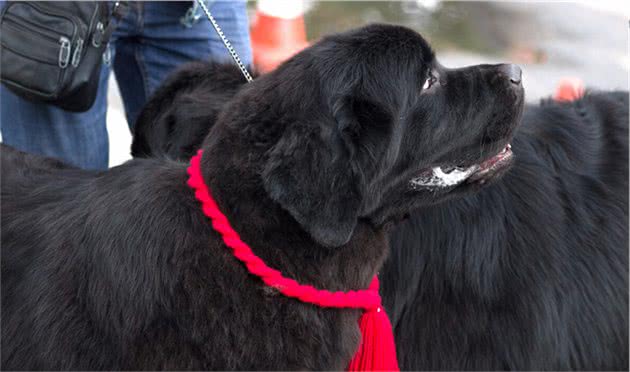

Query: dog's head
210;24;524;247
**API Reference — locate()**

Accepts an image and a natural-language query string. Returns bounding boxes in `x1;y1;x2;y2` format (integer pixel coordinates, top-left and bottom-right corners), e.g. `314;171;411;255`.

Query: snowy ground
105;1;628;167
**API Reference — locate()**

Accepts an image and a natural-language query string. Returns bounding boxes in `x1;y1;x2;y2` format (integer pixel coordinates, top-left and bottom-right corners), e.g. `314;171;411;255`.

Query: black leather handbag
0;1;126;112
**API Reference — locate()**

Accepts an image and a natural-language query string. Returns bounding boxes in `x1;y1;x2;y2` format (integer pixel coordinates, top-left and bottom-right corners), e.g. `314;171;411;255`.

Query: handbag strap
101;2;127;42
91;1;127;49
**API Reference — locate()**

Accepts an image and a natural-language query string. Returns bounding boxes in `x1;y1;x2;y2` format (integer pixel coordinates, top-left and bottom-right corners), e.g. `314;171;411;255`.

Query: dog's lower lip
467;145;513;182
410;144;513;189
445;144;513;174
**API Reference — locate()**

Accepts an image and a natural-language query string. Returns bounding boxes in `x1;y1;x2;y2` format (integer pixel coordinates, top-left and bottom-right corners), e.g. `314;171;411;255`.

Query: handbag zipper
92;22;105;48
26;2;94;69
2;12;68;38
2;7;77;70
2;14;60;42
20;2;78;41
0;25;69;96
59;37;71;68
2;19;72;69
71;38;83;67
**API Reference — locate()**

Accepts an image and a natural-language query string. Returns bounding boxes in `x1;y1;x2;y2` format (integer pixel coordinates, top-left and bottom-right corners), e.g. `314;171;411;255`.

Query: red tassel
347;306;399;371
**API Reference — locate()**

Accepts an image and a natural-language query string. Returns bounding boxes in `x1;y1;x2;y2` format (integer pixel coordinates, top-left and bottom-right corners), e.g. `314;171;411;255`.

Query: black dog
382;91;628;370
1;24;523;370
132;59;629;369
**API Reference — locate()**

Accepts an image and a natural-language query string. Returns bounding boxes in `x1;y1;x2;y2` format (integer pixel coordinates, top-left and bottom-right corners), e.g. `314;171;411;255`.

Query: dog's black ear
262;95;392;247
331;95;393;162
262;127;362;248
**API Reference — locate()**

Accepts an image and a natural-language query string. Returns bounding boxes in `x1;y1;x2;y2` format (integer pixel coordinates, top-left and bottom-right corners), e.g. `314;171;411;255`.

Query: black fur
131;61;259;159
1;24;523;370
132;54;629;369
382;91;629;370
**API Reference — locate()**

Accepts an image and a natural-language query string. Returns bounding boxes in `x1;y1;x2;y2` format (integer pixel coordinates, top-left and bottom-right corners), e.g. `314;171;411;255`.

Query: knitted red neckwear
187;150;399;371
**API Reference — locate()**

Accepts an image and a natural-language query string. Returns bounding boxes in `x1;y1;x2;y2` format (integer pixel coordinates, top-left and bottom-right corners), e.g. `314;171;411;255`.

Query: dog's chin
409;143;514;193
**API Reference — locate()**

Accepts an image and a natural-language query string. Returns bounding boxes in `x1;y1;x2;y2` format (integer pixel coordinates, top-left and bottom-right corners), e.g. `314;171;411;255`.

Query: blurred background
107;0;629;166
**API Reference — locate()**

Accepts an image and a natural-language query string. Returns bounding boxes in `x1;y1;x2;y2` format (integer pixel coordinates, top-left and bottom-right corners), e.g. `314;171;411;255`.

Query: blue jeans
0;1;251;170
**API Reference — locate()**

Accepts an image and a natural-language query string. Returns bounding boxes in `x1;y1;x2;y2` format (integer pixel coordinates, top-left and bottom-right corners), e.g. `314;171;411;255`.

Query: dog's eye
422;74;438;91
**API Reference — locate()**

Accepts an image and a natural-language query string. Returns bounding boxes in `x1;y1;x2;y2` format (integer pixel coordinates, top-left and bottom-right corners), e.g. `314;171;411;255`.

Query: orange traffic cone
250;0;310;73
554;77;585;102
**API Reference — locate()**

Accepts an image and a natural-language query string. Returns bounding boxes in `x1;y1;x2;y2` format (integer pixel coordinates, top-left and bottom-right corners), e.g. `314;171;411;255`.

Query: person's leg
0;64;111;170
110;2;146;131
113;0;252;129
205;0;253;64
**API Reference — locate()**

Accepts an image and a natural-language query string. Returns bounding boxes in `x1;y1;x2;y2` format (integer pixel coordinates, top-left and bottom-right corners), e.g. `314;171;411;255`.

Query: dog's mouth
410;143;513;189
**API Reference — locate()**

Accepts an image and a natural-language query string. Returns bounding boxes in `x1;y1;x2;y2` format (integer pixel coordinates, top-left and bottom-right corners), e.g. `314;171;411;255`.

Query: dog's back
525;91;628;198
1;144;84;183
0;151;200;369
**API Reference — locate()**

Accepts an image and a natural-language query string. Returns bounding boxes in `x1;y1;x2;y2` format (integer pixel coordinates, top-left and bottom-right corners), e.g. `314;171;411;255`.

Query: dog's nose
500;64;522;85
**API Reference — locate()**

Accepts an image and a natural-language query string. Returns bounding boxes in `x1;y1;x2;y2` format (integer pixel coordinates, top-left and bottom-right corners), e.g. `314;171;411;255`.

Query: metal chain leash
195;0;253;83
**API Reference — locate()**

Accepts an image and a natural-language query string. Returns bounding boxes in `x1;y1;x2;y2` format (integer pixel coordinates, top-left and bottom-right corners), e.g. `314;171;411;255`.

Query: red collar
187;150;399;371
